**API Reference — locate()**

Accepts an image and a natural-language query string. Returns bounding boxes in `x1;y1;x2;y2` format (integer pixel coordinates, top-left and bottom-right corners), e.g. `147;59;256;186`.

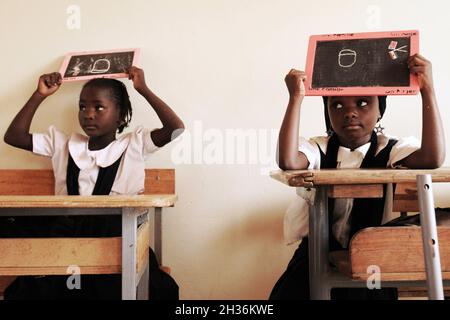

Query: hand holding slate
127;66;148;94
408;53;434;92
285;69;306;99
36;72;62;97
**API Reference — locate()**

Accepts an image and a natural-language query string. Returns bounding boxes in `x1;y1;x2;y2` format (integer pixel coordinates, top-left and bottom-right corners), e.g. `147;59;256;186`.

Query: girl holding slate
271;53;445;300
3;66;184;299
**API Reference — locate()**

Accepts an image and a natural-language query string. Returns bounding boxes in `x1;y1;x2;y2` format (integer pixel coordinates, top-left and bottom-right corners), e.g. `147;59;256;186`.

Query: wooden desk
271;168;450;300
0;194;177;300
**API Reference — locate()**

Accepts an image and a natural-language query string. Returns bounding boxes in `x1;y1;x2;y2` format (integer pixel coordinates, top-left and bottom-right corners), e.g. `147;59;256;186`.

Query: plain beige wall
1;0;450;299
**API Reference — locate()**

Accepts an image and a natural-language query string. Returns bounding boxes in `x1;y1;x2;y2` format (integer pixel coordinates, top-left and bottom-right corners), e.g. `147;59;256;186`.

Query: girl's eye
96;105;105;111
333;103;343;109
357;100;368;107
79;105;86;111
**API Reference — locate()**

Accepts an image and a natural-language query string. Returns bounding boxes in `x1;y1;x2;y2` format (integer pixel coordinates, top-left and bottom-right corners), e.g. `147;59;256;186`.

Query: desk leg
154;207;163;265
122;208;137;300
309;186;331;300
417;174;444;300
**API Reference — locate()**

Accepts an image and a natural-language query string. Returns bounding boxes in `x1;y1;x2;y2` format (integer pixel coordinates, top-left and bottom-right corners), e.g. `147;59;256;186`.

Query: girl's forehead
80;86;114;101
328;96;376;101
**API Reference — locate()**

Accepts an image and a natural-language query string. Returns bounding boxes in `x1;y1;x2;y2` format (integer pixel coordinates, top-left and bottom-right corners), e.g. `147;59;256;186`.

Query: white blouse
32;125;159;196
284;134;421;247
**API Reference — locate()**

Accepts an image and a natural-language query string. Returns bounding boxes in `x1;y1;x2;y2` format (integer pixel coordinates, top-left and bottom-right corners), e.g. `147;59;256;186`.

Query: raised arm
128;66;185;147
277;69;310;170
398;54;446;169
4;72;62;151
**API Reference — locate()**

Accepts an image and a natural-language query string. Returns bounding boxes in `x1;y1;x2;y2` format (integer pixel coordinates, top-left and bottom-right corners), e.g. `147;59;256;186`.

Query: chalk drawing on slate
59;48;140;82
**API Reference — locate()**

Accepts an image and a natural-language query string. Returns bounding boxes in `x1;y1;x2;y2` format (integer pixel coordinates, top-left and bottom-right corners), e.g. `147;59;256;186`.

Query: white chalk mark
90;59;111;74
68;59;84;76
387;41;408;60
388;41;398;50
391;45;408;53
338;49;357;68
389;51;398;60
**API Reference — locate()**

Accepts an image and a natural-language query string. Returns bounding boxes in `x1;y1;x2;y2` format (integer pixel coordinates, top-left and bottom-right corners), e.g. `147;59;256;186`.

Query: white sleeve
32;125;68;157
132;126;159;159
388;136;421;168
298;137;322;169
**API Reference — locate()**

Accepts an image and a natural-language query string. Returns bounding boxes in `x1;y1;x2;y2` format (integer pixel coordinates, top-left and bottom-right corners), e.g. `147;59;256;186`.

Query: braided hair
82;78;133;133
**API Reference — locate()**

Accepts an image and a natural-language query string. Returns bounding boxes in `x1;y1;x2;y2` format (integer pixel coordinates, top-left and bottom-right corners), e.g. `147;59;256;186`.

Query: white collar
338;141;371;157
68;133;130;169
336;141;372;168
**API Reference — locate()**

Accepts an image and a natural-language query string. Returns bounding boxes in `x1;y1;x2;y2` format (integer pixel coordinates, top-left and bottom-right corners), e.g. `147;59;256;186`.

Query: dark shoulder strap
66;154;81;195
370;138;398;167
318;134;340;169
359;132;379;168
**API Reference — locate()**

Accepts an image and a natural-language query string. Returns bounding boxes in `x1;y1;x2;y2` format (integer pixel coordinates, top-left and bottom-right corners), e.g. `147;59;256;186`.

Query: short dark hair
82;78;132;133
322;96;386;134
